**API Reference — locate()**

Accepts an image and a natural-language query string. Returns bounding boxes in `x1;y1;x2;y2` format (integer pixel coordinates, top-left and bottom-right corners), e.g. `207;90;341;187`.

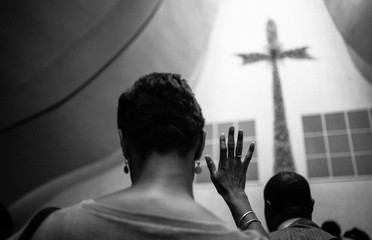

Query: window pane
352;132;372;152
355;155;372;175
196;165;211;183
205;124;213;140
217;122;234;135
246;161;258;181
203;144;214;159
331;156;354;176
328;134;350;153
325;113;346;131
239;121;256;137
348;110;370;130
305;136;326;155
308;158;329;178
303;115;322;133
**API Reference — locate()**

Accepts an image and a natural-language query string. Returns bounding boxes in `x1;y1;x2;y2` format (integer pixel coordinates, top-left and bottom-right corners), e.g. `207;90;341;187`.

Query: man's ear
118;129;130;160
195;130;206;160
265;200;272;210
264;200;272;219
264;200;273;231
310;198;315;212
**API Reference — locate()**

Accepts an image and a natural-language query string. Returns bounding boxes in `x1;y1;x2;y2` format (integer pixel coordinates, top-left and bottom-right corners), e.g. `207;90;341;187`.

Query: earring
124;160;129;174
194;160;202;174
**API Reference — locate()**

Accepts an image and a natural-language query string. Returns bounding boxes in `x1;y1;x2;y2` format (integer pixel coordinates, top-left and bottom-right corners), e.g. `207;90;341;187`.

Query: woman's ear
118;129;124;146
195;130;206;160
118;129;130;160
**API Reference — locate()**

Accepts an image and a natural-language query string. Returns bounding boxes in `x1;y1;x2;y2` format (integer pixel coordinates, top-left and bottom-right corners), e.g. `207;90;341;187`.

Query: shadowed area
0;0;219;209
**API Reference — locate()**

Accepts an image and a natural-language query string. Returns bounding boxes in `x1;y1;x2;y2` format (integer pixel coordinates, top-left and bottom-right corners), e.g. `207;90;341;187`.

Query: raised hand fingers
228;126;235;159
243;142;255;171
236;130;243;159
218;133;227;169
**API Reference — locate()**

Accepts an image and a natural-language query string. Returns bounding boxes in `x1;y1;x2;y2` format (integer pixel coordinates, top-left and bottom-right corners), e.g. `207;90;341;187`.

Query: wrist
223;191;249;205
223;191;253;225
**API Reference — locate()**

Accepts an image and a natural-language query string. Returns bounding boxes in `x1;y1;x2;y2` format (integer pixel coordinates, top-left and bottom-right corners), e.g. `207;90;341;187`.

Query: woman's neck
130;152;196;200
97;152;224;224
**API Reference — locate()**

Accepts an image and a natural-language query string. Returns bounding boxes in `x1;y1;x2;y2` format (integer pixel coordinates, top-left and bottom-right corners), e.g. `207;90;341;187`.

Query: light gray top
24;200;268;240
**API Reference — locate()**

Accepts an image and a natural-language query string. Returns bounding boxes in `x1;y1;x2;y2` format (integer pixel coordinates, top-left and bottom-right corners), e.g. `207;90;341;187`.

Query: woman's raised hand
205;126;255;198
205;126;269;238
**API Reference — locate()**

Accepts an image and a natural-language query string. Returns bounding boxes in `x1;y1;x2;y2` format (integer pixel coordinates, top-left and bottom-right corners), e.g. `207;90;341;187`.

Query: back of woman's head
117;73;205;159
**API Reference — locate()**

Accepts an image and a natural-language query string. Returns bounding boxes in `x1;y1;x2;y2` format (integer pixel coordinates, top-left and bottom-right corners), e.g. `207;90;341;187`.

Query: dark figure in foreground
322;220;342;239
263;171;336;240
322;221;371;240
8;73;268;240
0;203;12;240
344;228;371;240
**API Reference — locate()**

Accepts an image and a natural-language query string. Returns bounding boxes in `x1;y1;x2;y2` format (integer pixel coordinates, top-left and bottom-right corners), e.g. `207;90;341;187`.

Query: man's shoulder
270;218;337;240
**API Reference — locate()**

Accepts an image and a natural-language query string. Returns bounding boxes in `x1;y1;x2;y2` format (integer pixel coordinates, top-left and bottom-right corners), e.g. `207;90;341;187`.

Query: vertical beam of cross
237;19;313;174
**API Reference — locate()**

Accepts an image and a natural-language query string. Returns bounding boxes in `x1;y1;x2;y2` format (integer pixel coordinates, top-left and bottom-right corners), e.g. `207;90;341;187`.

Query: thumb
205;155;216;179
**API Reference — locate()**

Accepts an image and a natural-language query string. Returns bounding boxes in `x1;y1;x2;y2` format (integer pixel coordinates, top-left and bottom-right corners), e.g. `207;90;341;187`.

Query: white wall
193;0;372;236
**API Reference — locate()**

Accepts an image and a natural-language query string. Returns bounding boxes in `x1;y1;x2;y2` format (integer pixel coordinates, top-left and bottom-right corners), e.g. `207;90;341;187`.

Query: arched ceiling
0;0;219;206
324;0;372;84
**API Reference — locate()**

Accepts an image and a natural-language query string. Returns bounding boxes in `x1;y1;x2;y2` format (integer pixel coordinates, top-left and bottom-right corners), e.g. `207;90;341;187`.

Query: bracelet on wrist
239;219;261;230
238;210;255;227
238;211;254;226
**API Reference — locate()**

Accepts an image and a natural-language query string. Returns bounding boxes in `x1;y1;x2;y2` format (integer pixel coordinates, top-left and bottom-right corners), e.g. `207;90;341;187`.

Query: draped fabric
0;0;219;207
323;0;372;84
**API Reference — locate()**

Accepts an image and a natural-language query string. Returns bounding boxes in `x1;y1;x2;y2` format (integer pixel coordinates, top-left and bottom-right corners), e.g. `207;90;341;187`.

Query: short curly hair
117;73;205;159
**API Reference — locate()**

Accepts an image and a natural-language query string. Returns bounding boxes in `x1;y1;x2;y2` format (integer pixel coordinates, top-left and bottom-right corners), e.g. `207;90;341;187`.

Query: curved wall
324;0;372;84
6;0;372;236
1;0;219;210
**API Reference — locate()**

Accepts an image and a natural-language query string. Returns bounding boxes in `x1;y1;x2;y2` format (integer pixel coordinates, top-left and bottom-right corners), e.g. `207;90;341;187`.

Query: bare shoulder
30;209;66;240
31;204;87;240
98;191;226;225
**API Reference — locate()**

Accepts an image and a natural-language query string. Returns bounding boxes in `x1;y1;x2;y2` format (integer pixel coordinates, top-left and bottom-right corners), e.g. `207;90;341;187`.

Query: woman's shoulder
95;191;227;225
29;201;94;240
28;200;268;240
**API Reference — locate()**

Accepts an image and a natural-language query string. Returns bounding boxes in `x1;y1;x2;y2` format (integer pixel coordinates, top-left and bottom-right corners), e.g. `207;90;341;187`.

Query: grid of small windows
195;120;258;183
303;109;372;178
